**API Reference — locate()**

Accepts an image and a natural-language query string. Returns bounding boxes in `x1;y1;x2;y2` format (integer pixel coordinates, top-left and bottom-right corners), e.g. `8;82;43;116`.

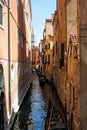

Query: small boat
39;75;46;87
45;100;68;130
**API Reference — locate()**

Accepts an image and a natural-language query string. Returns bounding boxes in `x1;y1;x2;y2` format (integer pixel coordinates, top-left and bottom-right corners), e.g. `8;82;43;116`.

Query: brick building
52;0;80;129
65;1;80;129
53;0;66;107
52;10;59;88
39;39;43;72
41;16;54;82
80;0;87;129
32;46;39;69
0;0;32;129
39;0;87;129
39;36;46;74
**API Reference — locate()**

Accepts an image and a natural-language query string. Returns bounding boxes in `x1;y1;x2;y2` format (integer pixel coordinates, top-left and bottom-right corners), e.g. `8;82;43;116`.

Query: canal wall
7;80;32;130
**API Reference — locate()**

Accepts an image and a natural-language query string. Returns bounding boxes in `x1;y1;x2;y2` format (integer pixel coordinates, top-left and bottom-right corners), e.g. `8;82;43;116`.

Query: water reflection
13;74;48;130
14;88;32;130
29;79;47;130
12;73;62;130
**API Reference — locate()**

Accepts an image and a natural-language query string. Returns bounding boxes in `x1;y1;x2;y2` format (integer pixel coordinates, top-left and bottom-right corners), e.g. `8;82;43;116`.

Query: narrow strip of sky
31;0;56;45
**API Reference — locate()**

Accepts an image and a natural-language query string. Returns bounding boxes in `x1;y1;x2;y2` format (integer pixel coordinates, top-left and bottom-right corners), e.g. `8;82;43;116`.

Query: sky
31;0;56;45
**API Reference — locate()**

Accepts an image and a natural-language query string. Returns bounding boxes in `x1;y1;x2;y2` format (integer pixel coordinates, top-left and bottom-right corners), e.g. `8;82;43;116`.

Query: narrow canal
12;72;67;130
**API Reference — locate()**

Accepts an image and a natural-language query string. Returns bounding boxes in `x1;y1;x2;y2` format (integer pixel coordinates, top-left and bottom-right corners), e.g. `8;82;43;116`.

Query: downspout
8;0;11;114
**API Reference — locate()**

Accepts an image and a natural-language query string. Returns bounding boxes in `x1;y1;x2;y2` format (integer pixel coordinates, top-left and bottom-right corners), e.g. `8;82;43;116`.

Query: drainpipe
8;0;11;114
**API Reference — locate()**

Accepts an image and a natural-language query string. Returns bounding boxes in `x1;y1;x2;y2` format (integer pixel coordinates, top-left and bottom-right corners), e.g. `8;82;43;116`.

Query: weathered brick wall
54;0;80;129
66;0;80;129
66;48;80;129
80;0;87;129
56;0;66;107
32;48;39;68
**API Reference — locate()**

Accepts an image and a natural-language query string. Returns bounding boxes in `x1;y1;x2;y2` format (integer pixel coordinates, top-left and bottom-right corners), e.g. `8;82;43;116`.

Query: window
61;43;64;60
48;43;50;49
11;64;14;81
45;45;47;51
16;0;19;6
0;64;4;89
48;55;50;64
69;39;72;57
17;28;20;43
59;43;64;69
56;42;57;54
32;61;35;65
53;45;55;56
0;4;3;26
17;28;21;44
17;63;20;78
45;55;47;63
42;55;45;64
73;87;75;109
